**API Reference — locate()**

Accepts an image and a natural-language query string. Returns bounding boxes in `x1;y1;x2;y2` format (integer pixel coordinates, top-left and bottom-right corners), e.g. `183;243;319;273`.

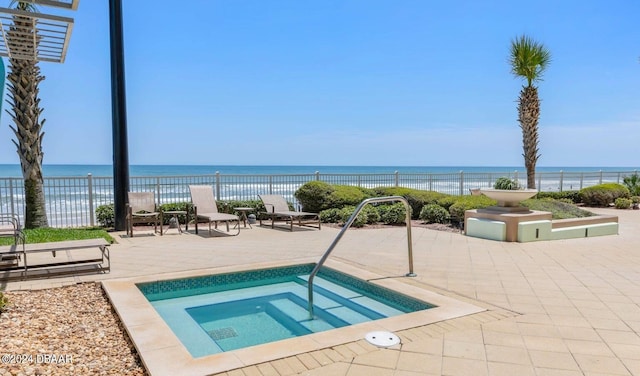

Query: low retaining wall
465;210;619;242
551;215;618;229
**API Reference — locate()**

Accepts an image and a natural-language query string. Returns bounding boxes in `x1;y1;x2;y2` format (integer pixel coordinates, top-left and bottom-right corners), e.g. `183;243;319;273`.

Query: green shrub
579;183;630;207
319;208;342;223
493;177;520;190
338;206;368;227
294;181;335;212
419;204;450;224
158;202;192;224
373;186;415;197
436;195;457;210
623;173;640;196
329;185;375;209
615;197;632;209
449;196;496;220
224;200;263;213
96;204;114;228
377;203;406;225
0;291;8;312
522;198;594;219
295;182;374;212
535;190;581;203
632;196;640;204
374;187;447;219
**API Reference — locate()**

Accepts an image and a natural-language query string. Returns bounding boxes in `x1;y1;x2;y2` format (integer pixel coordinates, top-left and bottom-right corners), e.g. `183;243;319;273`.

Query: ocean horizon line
0;164;638;178
2;163;640;168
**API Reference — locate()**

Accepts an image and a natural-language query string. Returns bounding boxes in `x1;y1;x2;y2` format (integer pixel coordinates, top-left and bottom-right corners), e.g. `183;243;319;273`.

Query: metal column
109;0;129;231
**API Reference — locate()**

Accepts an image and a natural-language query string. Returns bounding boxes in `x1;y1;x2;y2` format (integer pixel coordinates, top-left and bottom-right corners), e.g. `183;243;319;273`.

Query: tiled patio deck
3;207;639;375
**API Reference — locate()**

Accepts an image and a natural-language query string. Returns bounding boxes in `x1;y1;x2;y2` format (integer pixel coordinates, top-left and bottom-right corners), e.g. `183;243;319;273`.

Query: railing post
88;173;95;226
459;171;464;196
269;175;273;194
395;171;399;187
9;179;15;217
537;174;542;192
580;173;584;190
599;170;603;185
428;174;433;191
315;171;320;181
214;171;221;200
156;177;161;205
559;170;564;192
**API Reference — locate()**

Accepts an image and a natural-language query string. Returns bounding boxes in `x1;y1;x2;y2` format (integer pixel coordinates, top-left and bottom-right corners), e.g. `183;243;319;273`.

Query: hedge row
294;181;450;220
534;184;632;208
97;181;626;228
578;183;630;207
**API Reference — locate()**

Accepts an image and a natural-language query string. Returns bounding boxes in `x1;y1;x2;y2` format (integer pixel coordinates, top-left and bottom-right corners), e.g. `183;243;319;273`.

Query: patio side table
233;207;254;229
162;210;188;234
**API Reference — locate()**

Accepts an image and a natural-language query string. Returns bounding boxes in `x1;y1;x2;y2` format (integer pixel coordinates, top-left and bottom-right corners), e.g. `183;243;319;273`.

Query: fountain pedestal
465;209;552;242
464;189;547;241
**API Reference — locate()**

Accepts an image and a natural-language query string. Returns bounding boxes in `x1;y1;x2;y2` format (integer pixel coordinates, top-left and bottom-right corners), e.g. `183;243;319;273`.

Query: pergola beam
0;7;74;63
20;0;78;10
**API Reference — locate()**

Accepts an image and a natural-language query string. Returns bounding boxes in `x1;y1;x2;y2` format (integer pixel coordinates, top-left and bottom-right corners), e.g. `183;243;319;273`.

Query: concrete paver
3;207;639;375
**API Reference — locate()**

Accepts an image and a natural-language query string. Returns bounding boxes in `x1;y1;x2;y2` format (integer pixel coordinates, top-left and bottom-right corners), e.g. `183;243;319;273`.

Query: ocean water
1;164;638;227
0;164;637;178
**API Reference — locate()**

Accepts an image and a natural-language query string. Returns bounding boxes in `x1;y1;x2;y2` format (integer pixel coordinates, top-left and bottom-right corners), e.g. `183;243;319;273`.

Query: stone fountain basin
479;189;538;207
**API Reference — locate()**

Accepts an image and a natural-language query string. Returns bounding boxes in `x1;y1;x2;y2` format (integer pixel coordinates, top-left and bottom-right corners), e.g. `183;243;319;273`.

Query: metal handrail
307;196;416;317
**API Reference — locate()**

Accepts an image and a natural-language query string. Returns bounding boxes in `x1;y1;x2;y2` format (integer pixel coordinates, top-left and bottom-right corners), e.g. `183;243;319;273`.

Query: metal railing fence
0;169;637;228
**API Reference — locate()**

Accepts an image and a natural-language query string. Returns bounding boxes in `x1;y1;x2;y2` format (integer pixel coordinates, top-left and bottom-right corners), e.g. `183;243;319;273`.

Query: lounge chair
0;214;22;244
258;194;321;231
0;214;23;269
189;185;240;236
126;192;163;237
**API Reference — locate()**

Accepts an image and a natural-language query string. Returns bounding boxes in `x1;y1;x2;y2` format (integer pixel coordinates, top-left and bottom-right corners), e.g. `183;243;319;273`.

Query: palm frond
10;1;39;12
509;35;551;87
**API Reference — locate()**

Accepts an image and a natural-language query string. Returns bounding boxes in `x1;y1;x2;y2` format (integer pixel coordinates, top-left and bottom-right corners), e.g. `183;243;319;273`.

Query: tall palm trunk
517;85;540;190
6;13;49;228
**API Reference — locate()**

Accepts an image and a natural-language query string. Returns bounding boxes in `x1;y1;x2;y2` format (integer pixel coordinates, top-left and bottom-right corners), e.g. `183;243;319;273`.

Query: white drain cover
365;331;400;347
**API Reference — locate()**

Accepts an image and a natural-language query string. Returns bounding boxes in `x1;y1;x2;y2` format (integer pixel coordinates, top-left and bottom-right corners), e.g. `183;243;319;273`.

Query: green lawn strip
0;227;114;246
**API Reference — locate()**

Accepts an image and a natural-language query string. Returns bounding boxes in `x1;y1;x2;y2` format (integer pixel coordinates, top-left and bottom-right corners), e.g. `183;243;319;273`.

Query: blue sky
0;0;638;167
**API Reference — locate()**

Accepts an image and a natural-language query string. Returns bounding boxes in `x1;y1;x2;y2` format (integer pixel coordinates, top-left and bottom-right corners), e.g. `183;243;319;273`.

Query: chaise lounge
189;185;240;236
258;194;321;231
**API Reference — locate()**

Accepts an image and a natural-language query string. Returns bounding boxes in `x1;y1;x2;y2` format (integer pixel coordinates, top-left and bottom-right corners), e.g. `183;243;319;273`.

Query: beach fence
0;170;636;228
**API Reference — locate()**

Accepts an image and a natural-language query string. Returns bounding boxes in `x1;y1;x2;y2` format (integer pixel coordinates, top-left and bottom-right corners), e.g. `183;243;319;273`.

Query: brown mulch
0;283;146;376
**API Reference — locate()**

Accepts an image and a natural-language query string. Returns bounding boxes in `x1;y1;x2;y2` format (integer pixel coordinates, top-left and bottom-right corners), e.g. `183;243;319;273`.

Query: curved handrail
307;196;416;317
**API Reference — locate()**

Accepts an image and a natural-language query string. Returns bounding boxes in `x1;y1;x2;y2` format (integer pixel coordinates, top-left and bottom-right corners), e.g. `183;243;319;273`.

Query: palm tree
623;173;640;196
509;35;551;190
5;1;49;228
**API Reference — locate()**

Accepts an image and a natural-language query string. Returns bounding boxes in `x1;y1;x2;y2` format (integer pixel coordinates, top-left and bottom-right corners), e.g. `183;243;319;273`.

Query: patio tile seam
226;309;513;376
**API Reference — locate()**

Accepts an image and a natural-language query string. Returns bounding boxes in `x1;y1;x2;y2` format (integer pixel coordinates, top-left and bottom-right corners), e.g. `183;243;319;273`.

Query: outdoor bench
0;238;110;280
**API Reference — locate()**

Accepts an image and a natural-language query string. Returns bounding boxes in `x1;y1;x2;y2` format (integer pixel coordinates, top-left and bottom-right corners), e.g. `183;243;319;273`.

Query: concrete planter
479;189;538;207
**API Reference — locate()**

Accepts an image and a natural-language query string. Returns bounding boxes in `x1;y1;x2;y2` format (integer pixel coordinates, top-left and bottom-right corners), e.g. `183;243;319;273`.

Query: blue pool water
137;264;434;357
